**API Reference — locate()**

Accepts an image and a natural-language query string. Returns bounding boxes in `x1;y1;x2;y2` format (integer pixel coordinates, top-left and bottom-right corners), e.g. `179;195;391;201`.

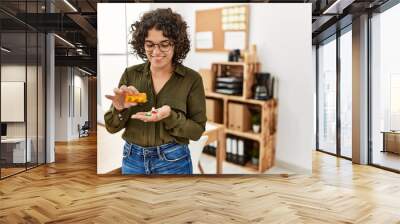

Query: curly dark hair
129;8;190;65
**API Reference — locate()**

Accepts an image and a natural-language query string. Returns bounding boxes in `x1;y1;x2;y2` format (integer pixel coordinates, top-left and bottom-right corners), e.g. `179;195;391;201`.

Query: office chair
79;121;90;138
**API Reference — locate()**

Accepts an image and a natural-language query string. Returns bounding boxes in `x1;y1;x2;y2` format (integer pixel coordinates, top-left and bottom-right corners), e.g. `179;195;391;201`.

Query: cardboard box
199;69;214;92
206;99;222;123
228;103;251;132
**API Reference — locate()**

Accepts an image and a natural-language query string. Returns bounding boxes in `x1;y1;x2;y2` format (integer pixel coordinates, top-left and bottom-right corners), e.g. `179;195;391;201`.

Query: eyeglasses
144;40;173;53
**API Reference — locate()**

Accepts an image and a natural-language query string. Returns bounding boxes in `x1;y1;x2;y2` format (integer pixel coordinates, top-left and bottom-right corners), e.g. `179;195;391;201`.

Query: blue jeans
121;141;193;175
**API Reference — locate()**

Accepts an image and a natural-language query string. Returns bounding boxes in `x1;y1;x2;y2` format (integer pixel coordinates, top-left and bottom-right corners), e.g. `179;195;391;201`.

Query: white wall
250;4;312;173
97;3;313;173
97;124;124;174
72;73;89;138
170;3;313;173
54;67;89;141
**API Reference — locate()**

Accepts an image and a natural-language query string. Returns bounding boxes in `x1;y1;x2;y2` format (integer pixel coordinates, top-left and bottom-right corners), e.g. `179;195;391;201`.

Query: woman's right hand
105;85;139;111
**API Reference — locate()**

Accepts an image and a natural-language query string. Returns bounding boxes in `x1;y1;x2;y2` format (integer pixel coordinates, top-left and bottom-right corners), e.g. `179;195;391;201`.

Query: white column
46;33;55;163
352;14;369;164
45;0;56;163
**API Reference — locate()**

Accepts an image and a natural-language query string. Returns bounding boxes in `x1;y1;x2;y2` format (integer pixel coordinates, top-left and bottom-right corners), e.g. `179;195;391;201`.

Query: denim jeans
121;141;193;175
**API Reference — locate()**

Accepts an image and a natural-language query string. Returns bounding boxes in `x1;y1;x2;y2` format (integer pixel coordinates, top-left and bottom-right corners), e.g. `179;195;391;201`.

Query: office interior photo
1;0;400;223
96;3;313;175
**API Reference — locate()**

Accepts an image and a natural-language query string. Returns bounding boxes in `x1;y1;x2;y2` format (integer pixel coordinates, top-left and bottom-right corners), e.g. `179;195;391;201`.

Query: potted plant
251;112;261;133
250;144;259;165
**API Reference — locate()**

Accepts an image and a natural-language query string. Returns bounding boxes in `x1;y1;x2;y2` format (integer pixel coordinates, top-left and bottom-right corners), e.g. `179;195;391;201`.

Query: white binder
232;138;237;155
226;137;232;153
238;139;244;156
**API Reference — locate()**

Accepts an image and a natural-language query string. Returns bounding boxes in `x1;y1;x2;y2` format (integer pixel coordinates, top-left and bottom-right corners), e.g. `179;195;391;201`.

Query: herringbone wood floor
1;135;400;223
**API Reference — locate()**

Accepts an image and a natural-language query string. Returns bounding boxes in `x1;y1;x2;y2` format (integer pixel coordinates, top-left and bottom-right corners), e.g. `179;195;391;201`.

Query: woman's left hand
131;105;171;122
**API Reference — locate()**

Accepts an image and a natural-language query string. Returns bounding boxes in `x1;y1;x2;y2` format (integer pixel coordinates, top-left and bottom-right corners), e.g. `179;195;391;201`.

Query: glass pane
1;31;27;177
27;31;38;169
340;29;352;158
318;37;337;154
390;75;400;130
38;32;46;165
371;3;400;171
0;1;46;178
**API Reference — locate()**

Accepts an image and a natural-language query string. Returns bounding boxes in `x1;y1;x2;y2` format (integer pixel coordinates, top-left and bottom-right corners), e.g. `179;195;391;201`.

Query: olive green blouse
104;62;207;147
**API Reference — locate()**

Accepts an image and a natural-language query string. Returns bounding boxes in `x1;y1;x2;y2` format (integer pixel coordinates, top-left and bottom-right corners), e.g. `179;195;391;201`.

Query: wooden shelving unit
203;62;277;173
205;92;266;106
212;61;260;99
225;129;261;142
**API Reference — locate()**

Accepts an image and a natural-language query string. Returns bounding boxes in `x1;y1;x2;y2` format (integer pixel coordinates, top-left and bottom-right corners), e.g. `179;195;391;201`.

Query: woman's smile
151;55;166;63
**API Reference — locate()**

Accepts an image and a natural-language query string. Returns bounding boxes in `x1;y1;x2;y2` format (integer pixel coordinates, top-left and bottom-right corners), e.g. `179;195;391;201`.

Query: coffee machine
253;72;273;100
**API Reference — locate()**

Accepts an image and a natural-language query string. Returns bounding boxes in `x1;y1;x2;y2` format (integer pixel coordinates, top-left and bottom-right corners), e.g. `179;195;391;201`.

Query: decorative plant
249;142;260;164
251;113;261;125
251;112;261;133
250;142;259;165
251;147;259;158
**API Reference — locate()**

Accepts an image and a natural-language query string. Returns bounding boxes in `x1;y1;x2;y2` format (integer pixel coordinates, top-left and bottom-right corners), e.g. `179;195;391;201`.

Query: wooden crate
211;62;260;99
199;69;215;93
228;102;251;132
205;90;277;173
206;98;223;124
203;61;277;173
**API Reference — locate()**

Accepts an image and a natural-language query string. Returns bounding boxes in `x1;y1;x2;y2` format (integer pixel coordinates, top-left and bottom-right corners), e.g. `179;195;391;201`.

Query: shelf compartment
244;161;259;171
225;128;261;142
227;102;251;132
211;62;260;99
205;91;273;106
206;98;223;123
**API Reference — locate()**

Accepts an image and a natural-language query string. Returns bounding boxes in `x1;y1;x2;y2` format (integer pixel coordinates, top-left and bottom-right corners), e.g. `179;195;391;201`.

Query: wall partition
339;27;352;159
316;25;353;159
0;1;46;179
317;35;337;155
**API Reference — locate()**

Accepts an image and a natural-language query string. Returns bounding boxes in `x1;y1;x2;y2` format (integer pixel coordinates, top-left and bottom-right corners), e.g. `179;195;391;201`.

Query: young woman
104;8;207;175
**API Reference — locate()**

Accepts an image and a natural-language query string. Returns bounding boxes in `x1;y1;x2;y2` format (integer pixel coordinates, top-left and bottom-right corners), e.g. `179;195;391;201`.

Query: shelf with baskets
201;61;277;172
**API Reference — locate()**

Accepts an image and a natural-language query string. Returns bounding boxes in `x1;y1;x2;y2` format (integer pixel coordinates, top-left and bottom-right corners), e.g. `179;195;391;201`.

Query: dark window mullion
36;0;39;167
316;45;320;151
336;29;341;157
44;0;48;164
25;0;28;171
367;11;373;165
